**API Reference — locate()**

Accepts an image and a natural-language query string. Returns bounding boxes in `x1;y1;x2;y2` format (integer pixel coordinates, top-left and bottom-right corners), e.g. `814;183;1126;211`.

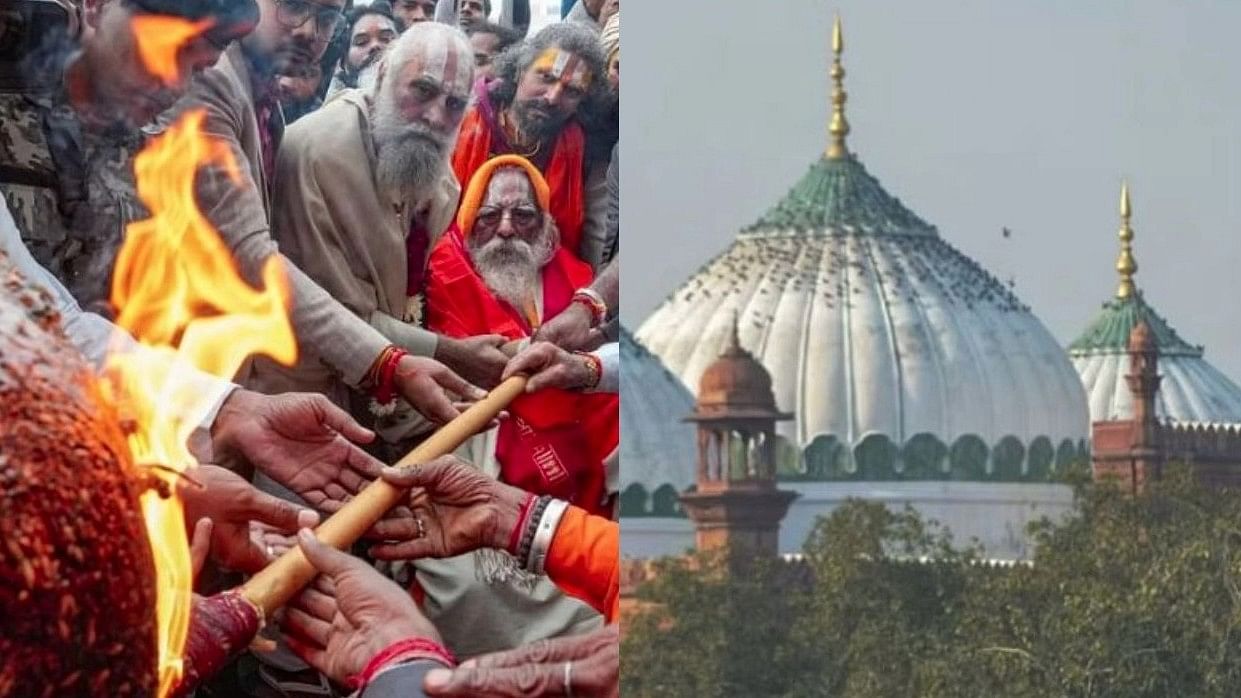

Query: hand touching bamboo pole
239;375;527;615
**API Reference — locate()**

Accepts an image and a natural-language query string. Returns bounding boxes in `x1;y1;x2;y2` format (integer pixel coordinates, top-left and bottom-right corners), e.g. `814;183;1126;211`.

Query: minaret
825;13;851;160
1090;183;1165;492
1125;320;1163;490
679;315;798;559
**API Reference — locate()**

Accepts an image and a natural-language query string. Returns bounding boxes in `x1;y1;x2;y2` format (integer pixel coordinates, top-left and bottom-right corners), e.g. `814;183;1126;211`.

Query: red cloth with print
425;226;617;516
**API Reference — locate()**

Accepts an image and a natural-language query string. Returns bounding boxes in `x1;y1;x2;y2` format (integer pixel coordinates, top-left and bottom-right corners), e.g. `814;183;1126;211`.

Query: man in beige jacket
165;0;506;425
263;21;502;444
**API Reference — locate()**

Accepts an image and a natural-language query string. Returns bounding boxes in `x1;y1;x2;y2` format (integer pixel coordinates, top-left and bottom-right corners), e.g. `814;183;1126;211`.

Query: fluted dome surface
636;155;1089;477
1071;293;1241;424
619;327;697;515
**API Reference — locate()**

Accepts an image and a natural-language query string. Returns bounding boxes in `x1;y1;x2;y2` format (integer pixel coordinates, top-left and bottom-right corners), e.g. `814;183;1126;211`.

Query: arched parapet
949;434;989;481
651;484;683;517
853;432;898;480
783;432;1082;482
803;434;843;479
1026;436;1054;481
619;483;650;517
901;432;948;479
991;435;1025;481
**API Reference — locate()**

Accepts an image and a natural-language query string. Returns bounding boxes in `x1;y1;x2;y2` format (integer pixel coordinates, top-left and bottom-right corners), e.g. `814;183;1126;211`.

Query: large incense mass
0;262;158;697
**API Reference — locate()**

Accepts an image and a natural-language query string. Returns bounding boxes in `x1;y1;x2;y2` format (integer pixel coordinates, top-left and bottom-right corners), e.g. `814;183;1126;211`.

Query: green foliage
622;466;1241;697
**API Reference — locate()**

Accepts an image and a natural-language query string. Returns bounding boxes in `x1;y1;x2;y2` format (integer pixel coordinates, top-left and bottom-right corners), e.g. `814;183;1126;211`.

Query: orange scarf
425;227;618;516
452;100;587;259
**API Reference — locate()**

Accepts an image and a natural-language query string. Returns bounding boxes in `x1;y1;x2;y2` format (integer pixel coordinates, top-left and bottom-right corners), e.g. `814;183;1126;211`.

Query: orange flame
102;39;298;696
130;16;214;86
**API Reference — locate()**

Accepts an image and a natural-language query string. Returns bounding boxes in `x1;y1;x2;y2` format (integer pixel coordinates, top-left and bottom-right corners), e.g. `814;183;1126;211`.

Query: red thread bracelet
373;347;409;405
507;492;538;555
347;637;456;690
571;291;607;327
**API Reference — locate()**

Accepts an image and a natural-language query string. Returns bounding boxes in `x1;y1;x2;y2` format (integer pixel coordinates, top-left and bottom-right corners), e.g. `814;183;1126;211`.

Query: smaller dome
695;320;782;418
619;327;697;516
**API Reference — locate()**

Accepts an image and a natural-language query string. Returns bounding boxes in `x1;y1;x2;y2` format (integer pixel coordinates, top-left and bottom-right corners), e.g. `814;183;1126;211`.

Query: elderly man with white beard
263;21;605;664
261;22;503;446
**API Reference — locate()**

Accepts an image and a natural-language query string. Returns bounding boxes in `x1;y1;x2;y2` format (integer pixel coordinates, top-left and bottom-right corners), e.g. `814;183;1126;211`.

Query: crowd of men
0;0;620;695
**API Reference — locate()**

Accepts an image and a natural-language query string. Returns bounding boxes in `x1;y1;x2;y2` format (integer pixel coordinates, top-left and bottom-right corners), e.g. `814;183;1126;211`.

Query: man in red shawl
451;23;610;263
426;155;618;517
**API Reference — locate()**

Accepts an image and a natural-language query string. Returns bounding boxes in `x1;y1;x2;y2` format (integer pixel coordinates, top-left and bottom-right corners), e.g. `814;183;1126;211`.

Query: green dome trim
741;156;938;236
1068;293;1202;358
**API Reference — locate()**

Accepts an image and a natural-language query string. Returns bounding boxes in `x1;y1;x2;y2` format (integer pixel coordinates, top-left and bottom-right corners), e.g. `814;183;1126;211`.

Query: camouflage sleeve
0;194;236;438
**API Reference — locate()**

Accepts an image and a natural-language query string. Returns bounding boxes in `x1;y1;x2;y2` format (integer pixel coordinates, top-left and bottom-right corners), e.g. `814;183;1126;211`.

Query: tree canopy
621;468;1241;697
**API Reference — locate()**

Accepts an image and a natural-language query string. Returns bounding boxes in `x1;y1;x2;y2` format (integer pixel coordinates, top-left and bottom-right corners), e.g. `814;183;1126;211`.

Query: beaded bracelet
516;496;551;567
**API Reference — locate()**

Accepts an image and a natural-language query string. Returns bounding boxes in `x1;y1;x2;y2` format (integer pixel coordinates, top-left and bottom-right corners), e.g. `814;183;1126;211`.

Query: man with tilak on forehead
452;22;610;263
263;21;507;441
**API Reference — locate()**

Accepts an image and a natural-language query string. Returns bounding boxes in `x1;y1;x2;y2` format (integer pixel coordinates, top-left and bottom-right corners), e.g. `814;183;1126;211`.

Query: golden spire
1115;179;1138;299
826;13;851;159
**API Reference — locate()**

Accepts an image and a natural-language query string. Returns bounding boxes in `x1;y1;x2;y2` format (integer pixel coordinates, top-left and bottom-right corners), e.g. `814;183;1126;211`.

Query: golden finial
826;12;851;159
1115;179;1138;299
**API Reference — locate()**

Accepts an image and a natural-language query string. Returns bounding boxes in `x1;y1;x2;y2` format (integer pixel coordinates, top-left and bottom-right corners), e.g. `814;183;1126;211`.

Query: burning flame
130;16;213;87
104;17;296;697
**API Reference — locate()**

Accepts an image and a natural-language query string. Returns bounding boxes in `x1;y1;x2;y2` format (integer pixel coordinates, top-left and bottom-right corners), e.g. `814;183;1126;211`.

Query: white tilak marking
551;50;572;79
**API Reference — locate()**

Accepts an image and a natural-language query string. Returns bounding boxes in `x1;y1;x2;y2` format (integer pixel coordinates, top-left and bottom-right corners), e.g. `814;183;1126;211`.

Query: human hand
367;455;527;561
180;465;319;573
435;334;509;390
501;341;596;393
393;355;487;425
424;624;619;697
250;522;297;559
189;517;213;580
209;390;386;512
531;302;601;351
284;529;442;684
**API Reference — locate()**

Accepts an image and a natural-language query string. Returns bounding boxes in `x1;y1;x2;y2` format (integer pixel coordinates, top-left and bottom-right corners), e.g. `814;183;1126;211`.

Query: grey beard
373;128;448;203
470;236;554;310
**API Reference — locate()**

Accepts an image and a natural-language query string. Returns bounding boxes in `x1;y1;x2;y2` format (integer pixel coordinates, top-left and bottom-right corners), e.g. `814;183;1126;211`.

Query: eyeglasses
475;205;543;232
275;0;346;39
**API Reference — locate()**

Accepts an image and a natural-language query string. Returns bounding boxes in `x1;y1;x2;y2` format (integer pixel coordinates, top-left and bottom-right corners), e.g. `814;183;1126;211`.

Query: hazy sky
621;1;1241;382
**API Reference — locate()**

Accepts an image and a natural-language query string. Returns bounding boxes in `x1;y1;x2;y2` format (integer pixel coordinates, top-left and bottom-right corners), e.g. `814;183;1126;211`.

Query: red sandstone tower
1092;321;1163;492
1125;321;1163;487
678;322;798;558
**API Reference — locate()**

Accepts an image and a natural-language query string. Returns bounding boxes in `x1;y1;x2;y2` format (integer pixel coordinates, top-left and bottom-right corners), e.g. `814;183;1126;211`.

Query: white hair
373;21;474;100
368;22;474;205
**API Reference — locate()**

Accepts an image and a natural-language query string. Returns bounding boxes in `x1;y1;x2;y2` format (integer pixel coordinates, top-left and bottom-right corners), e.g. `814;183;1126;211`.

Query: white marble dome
618;326;697;517
1069;185;1241;426
636;153;1090;481
1071;293;1241;425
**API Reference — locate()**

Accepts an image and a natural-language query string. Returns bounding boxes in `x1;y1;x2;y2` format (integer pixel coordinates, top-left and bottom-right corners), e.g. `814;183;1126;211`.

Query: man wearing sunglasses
425;154;618;519
161;0;504;428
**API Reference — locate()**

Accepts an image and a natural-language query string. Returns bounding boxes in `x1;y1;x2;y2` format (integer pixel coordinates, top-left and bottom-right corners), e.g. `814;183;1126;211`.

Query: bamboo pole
239;375;527;614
